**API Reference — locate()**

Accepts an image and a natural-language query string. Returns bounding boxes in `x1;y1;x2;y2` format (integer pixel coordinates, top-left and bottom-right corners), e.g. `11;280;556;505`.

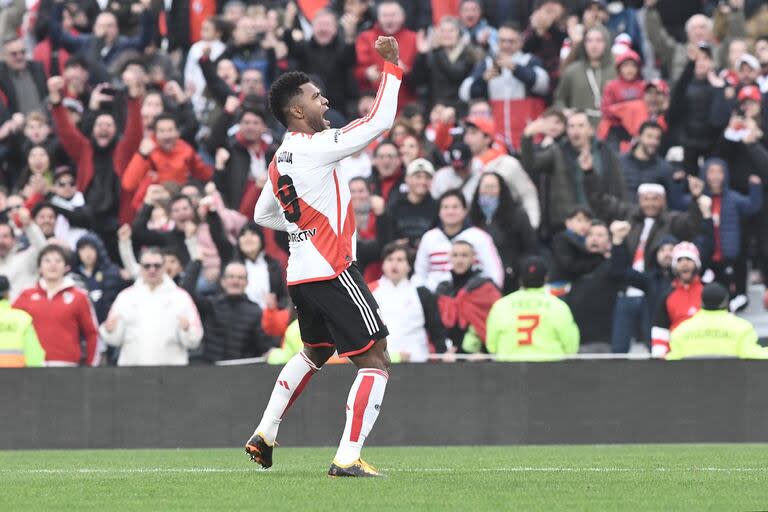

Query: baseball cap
645;78;669;96
738;85;762;103
448;141;472;165
701;282;729;310
0;276;9;295
464;116;496;138
406;158;435;177
672;241;701;270
519;255;548;288
738;53;760;71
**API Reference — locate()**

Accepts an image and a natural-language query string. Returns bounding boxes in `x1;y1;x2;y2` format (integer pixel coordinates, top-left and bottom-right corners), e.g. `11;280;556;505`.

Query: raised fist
609;220;631;243
687;175;704;198
375;36;399;65
47;76;65;103
215;148;231;170
117;224;132;241
224;95;241;114
139;137;156;157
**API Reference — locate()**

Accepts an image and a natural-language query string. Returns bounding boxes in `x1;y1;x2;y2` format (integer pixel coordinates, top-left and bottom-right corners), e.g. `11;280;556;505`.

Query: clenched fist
47;76;65;103
375;36;399;65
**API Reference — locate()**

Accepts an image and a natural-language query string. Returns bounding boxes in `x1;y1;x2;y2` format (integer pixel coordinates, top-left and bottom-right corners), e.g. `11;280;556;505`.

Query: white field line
0;467;766;475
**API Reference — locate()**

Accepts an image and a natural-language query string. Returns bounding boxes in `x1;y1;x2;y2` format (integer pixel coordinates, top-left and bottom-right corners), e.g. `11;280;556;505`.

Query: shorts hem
339;339;376;358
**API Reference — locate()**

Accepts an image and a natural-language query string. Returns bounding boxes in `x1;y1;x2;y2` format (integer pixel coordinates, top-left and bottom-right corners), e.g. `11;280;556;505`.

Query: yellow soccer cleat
328;458;385;478
244;433;275;469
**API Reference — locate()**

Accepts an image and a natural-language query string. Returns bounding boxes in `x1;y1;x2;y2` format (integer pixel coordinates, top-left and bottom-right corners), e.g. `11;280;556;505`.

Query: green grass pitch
2;445;767;511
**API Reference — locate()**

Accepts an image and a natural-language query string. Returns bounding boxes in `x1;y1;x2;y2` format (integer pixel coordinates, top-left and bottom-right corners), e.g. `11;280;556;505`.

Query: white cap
406;158;435;177
738;53;760;71
672;241;701;269
637;183;666;196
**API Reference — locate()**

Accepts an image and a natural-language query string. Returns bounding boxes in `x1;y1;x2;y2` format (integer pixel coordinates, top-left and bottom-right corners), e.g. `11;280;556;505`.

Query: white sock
254;351;318;445
334;368;389;465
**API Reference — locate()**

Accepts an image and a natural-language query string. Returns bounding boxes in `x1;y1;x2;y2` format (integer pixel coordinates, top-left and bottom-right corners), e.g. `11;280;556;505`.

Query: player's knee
303;346;335;368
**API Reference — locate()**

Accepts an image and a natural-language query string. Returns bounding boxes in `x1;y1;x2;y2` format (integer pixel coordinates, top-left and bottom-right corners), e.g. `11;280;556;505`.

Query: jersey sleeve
302;62;402;166
253;173;289;231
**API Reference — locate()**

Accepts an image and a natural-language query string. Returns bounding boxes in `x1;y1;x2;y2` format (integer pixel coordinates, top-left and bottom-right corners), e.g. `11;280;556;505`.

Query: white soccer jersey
253;62;403;285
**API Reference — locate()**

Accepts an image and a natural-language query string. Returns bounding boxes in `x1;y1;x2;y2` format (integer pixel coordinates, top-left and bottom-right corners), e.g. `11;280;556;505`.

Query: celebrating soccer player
245;36;402;477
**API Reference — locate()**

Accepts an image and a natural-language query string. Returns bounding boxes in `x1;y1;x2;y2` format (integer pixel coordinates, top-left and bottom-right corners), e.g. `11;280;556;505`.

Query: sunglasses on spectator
141;263;163;270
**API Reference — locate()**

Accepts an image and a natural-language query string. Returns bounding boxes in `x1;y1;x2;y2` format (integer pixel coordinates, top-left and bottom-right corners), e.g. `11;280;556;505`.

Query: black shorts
288;264;389;357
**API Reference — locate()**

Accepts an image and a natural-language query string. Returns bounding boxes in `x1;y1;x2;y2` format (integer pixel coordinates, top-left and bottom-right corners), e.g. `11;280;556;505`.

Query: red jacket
123;139;213;209
51;98;143;224
651;276;703;357
355;24;417;110
13;279;99;366
601;77;645;128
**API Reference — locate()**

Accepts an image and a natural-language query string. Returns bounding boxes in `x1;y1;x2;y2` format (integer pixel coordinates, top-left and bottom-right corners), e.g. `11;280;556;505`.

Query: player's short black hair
565;205;593;220
268;71;312;128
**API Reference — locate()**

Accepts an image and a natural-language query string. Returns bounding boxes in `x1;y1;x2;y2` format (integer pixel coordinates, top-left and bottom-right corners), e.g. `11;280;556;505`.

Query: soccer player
244;36;402;478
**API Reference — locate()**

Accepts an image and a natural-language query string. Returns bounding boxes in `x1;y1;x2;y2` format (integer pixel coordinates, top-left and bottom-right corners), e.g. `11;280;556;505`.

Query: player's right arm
253;173;289;232
305;37;402;166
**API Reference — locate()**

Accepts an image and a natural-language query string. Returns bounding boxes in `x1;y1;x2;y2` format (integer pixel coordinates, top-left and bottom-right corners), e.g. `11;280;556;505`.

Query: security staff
0;275;44;367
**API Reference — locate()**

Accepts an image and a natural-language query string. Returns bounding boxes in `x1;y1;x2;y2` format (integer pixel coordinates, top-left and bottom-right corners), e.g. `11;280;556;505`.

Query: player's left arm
306;37;402;166
253;174;290;231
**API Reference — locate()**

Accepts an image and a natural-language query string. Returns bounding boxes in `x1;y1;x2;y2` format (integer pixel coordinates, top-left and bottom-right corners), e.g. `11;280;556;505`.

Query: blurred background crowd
2;0;768;367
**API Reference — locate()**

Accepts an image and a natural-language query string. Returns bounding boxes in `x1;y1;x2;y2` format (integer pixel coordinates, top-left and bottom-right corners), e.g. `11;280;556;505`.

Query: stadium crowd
2;0;768;367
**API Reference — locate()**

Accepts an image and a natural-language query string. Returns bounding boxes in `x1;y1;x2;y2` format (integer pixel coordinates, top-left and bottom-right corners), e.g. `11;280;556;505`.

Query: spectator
355;0;418;108
209;102;277;216
72;234;127;325
756;35;768;93
458;0;498;55
693;158;762;305
555;25;614;126
567;220;623;352
14;244;99;367
0;208;47;300
462;116;541;227
414;190;504;292
586;177;708;353
15;145;55;196
437;240;502;352
548;206;605;296
162;0;218;54
48;73;145;256
26;166;92;250
460;21;550;149
49;0;155;84
350;177;392;283
667;282;768;360
0;37;48;115
283;8;359;118
411;16;477;110
666;44;723;175
123;113;213;205
431;140;478;202
643;0;745;83
649;241;703;358
31;202;58;240
215;221;287;311
482;255;580;361
184;16;228;118
100;247;203;366
389;158;438;248
0;0;24;43
369;242;446;362
619;120;678;203
599;50;644;147
522;0;567;92
219;15;275;79
468;172;537;292
521;110;626;235
193;261;272;363
368;140;405;205
0;275;45;367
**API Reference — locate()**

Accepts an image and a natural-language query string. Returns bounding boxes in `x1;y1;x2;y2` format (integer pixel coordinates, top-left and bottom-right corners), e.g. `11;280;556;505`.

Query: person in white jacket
183;17;227;118
100;247;202;366
369;242;446;363
413;190;504;292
